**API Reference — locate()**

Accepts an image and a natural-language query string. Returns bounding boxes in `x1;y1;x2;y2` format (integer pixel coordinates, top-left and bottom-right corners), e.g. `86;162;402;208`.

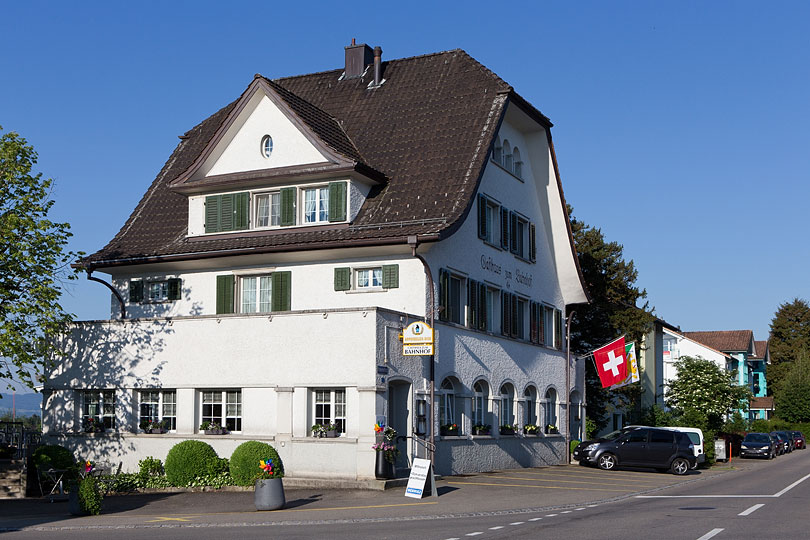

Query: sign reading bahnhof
402;321;434;356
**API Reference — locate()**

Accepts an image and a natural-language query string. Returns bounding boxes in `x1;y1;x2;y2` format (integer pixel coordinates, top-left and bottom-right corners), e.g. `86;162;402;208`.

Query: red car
790;431;806;449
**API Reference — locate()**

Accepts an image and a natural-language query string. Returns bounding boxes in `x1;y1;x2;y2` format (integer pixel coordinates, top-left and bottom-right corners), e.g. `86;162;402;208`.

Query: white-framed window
544;388;558;430
524;386;538;426
313;388;346;434
502;140;512;171
81;390;115;431
356;268;382;289
492;136;502;165
255;192;280;228
439;269;464;324
499;383;515;426
139;390;177;431
303;186;329;223
439;377;461;431
147;281;168;301
201;390;242;432
261;135;273;158
472;380;489;427
477;195;501;245
512;147;523;179
240;275;272;313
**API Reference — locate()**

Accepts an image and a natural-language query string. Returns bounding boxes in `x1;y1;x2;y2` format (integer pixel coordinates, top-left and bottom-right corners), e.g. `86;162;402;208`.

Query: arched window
512;147;522;178
524;386;538;426
502;140;513;171
544;388;558;432
472;380;489;427
499;383;515;426
492;136;502;164
260;135;273;158
439;377;459;429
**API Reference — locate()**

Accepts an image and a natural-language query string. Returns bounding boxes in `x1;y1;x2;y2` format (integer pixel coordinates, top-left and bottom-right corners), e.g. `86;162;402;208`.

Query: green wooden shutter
215;275;234;314
280;187;296;227
205;195;221;233
167;278;182;301
478;195;487;239
219;193;235;231
501;207;510;249
382;264;399;289
129;280;143;303
529;223;537;262
538;306;546;346
478;282;487;331
510;294;518;337
555;309;563;350
510;212;518;254
438;269;449;322
334;267;351;291
328;181;347;223
271;271;291;311
501;291;510;336
467;280;478;329
234;192;249;230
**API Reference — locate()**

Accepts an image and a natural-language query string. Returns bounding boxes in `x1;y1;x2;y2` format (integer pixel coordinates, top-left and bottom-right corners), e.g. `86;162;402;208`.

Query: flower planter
325;429;338;438
254;478;285;511
440;428;459;436
204;429;225;435
149;428;166;434
499;428;515;436
374;451;395;479
546;428;559;435
473;428;491;436
68;490;89;516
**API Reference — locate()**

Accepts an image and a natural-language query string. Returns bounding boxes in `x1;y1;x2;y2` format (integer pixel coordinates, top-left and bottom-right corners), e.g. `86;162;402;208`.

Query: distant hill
0;392;42;417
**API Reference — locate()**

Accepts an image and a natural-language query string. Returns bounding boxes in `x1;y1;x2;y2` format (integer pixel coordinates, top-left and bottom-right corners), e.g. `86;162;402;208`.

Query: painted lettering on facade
480;255;502;275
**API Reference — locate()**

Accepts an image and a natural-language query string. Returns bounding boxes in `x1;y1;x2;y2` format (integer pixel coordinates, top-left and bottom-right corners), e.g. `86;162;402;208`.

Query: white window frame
472;380;489;427
254;191;281;228
302;185;329;224
543;305;555;346
81;390;115;431
138;390;177;431
312;388;346;435
544;388;558;430
355;267;383;290
499;384;515;426
438;378;460;430
524;386;538;426
512;147;523;178
147;281;169;302
200;389;242;432
239;275;273;313
261;135;273;158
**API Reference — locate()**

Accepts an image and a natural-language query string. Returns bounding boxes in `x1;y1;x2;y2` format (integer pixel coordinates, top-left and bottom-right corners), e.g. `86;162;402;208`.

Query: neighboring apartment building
42;44;589;478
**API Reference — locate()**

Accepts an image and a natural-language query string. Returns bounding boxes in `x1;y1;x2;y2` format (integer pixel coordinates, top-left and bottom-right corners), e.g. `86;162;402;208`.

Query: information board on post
404;457;437;499
402;321;434;356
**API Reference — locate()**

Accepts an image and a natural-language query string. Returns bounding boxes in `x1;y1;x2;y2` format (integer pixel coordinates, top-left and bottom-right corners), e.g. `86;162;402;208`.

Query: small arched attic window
502;139;512;171
492;136;502;164
512;147;522;178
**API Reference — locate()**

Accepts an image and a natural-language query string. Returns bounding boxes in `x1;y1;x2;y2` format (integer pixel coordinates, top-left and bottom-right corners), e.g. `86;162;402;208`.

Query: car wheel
670;457;689;475
597;453;618;471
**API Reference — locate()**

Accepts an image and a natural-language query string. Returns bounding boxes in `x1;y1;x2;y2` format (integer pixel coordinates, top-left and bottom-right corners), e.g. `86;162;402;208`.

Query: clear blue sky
2;1;808;361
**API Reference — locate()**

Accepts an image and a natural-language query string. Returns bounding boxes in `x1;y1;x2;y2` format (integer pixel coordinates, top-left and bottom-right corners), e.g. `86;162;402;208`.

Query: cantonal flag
611;342;640;389
593;336;628;388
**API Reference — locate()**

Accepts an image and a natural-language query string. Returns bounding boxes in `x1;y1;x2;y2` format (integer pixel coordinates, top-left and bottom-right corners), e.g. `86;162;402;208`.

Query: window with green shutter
215;275;235;314
129;280;144;303
478;195;487;240
167;278;182;301
328;181;347;223
271;271;291;311
334;267;351;291
500;207;510;249
205;192;249;233
280;187;296;227
438;269;449;322
529;223;537;263
381;264;399;289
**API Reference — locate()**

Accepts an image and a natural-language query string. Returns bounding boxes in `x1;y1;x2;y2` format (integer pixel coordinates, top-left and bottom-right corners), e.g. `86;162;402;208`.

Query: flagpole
565;311;575;464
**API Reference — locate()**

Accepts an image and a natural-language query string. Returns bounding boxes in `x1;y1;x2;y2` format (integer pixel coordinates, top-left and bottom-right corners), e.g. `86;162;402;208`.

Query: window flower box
472;424;491;436
140;420;167;434
440;423;459;436
545;424;559;435
200;422;226;435
499;424;516;436
523;424;539;435
312;423;340;438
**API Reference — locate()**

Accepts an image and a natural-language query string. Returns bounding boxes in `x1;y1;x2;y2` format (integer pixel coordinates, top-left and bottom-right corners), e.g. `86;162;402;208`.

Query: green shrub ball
229;441;284;486
165;440;220;486
33;444;75;471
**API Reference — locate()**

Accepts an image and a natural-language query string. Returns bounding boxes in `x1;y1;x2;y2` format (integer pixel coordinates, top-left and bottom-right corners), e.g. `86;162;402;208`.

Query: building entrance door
388;380;412;470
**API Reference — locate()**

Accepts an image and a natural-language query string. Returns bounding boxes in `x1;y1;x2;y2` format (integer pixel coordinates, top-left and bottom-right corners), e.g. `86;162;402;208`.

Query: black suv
574;427;696;475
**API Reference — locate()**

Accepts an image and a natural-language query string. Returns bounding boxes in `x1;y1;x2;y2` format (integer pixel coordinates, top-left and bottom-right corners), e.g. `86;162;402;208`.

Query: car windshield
601;429;626;441
791;431;803;437
745;434;770;443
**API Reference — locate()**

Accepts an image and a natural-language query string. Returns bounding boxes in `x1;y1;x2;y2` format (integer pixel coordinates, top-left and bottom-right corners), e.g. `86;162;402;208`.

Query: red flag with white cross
593;336;628;388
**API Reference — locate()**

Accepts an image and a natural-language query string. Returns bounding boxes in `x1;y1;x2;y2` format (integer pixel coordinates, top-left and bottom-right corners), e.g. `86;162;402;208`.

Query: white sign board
404;344;434;356
405;458;437;498
402;322;433;344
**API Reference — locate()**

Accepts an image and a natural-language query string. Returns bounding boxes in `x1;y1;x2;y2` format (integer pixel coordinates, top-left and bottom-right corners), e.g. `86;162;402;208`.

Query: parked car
790;431;805;450
573;427;696;475
770;431;789;455
664;427;705;467
740;432;777;459
778;431;795;452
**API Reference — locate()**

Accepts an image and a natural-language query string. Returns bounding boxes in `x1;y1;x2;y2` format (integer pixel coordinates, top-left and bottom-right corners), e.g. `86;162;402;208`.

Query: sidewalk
0;464;727;531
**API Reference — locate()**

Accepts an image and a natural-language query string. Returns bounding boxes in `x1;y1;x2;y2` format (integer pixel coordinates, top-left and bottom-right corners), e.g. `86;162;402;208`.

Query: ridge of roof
682;330;754;352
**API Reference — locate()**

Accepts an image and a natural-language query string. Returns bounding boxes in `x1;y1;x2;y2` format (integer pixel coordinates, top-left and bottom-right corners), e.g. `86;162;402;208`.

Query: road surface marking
529;517;543;521
738;503;765;516
465;533;483;537
483;474;658;487
489;526;504;530
145;516;193;523
587;504;599;507
546;513;558;517
575;507;586;511
637;495;770;499
447;481;636;492
696;528;724;540
510;521;524;525
560;510;572;514
774;471;810;497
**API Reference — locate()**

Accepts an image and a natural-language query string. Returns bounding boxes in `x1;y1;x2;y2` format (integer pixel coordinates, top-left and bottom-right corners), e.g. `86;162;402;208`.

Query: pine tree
768;298;810;396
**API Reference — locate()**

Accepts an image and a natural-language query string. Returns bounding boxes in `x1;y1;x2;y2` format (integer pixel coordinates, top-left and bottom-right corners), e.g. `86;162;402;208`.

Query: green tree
568;206;654;433
768;298;810;396
665;356;751;431
775;351;810;422
0;126;79;392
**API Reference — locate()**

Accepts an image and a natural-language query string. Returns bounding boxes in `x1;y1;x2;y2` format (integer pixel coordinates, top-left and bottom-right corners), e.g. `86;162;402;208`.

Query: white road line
587;504;599;507
545;513;558;517
696;528;724;540
575;507;586;511
510;522;524;525
637;495;771;499
560;510;572;514
529;517;542;521
465;533;483;537
489;526;504;530
774;471;810;497
738;503;765;516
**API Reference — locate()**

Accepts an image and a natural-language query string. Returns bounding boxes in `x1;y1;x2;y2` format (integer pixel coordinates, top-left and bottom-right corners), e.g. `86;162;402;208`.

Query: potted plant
140;420;167;434
69;460;103;516
546;424;559;435
373;424;398;479
523;424;539;435
325;423;340;438
82;417;104;433
500;424;516;435
254;453;285;511
311;424;326;438
440;423;459;436
200;421;226;435
472;424;491;436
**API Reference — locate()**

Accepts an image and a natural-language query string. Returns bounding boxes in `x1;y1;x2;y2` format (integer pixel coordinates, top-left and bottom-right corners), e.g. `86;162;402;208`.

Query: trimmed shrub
33;444;75;472
229;441;285;486
164;440;220;486
78;475;103;515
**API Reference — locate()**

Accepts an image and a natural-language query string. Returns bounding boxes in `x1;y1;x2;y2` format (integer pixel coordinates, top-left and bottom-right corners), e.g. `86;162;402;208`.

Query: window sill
491;159;525;183
440;435;466;440
292;436;357;443
344;288;388;295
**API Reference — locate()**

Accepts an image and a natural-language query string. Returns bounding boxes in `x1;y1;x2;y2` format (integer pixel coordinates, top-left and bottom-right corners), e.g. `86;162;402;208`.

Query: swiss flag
593;336;628;388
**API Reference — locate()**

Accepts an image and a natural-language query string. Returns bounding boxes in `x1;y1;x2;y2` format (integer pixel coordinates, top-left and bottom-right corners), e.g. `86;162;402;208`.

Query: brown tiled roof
750;396;774;410
82;49;550;268
682;330;754;353
751;340;768;359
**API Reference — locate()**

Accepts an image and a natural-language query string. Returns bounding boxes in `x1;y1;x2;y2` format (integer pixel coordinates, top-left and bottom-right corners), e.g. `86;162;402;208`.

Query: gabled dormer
168;76;385;237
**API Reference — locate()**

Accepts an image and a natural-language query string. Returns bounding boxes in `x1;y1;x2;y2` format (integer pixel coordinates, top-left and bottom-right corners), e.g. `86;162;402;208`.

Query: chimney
344;38;373;79
373;46;383;86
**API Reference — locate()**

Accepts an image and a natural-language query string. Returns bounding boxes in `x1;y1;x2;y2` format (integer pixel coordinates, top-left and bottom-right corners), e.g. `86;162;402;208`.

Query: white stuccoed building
43;43;589;479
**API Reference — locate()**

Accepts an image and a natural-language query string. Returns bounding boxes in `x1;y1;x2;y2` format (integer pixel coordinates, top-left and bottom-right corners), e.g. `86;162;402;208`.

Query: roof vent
344;38;373;79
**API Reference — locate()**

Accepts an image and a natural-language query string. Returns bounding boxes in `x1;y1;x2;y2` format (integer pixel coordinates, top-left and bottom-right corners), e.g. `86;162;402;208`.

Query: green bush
138;456;164;479
570;440;581;454
33;444;75;472
78;475;103;515
229;441;284;486
164;440;220;486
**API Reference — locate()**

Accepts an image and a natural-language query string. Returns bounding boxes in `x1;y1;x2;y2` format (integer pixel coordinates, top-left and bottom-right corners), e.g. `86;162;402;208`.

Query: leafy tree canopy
568;206;654;432
768;298;810;395
0;126;79;393
775;351;810;423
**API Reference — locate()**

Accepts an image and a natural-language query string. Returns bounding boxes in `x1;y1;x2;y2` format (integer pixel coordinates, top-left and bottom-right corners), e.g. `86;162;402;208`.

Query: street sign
402;321;434;356
404;344;434;356
404;458;437;498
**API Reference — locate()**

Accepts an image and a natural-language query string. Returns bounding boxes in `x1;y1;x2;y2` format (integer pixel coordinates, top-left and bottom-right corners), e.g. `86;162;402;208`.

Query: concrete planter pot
325;429;338;438
254;478;285;511
68;490;89;516
204;429;225;435
374;451;395;479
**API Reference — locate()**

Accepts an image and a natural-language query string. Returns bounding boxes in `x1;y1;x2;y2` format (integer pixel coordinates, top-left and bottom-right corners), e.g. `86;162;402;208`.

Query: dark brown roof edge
508;90;554;129
76;233;441;271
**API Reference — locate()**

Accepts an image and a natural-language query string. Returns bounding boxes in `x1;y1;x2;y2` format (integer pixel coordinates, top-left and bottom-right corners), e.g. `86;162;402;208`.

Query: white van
665;427;704;466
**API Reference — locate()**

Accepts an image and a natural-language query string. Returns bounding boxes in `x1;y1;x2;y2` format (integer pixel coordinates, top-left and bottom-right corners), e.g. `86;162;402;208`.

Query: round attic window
261;135;273;158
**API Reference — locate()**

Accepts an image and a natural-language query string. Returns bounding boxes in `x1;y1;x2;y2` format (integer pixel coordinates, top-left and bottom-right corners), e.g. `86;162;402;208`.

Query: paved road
1;450;807;539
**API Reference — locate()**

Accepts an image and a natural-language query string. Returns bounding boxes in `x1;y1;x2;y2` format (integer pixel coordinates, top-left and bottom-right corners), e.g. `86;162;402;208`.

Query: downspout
86;270;127;320
565;310;575;463
408;235;436;466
